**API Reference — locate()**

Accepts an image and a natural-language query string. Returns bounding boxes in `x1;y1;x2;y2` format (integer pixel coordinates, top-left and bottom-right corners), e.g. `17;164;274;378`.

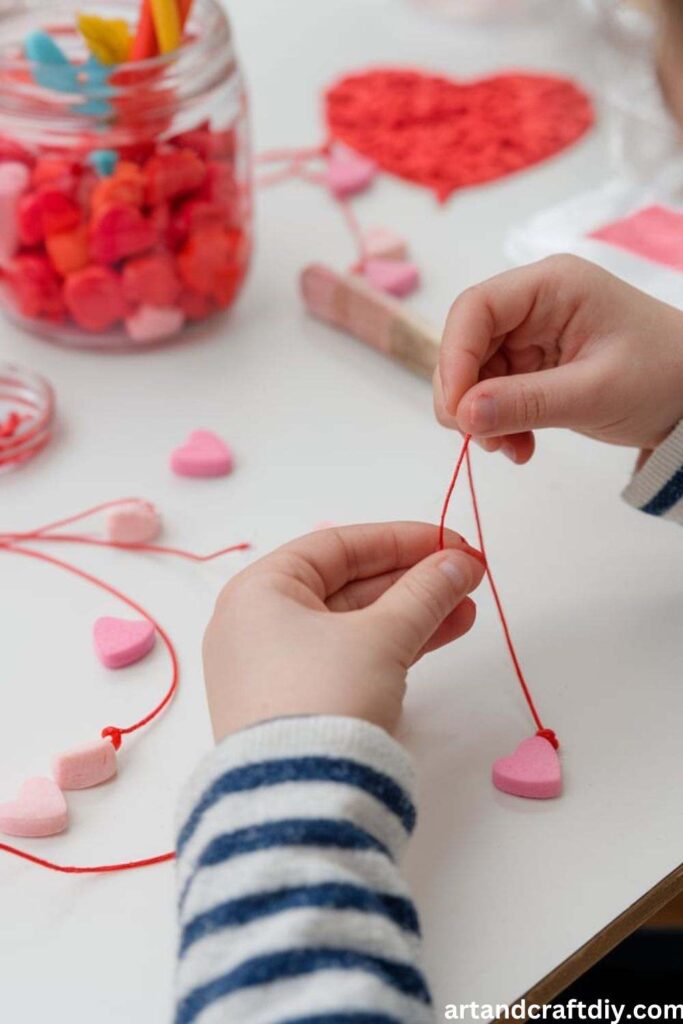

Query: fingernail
471;396;497;434
438;554;468;589
436;368;451;411
501;442;518;463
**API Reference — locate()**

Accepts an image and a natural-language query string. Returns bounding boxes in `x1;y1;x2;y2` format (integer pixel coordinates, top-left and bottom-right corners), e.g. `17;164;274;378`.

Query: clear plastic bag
507;157;683;309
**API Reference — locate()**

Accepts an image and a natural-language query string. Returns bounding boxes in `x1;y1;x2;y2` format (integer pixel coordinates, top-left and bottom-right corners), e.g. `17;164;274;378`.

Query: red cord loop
440;435;561;748
536;728;559;750
101;726;123;751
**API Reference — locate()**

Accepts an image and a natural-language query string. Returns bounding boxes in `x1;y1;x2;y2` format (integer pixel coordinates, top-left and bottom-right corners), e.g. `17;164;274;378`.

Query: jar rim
0;0;235;128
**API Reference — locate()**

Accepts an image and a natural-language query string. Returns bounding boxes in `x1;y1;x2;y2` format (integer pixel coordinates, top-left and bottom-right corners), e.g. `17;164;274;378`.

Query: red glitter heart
325;68;594;201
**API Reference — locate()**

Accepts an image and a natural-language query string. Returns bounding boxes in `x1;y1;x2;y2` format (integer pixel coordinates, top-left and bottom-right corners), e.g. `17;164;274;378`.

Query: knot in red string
536;728;559;750
102;726;123;751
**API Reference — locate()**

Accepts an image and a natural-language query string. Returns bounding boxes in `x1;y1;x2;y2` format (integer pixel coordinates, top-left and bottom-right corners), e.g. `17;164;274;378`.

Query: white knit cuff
622;420;683;524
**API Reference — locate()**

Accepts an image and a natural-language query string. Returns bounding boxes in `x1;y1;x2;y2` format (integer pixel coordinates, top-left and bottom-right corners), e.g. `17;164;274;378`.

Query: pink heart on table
492;735;562;799
0;777;68;837
94;616;156;669
53;737;118;790
170;430;234;478
106;500;161;545
362;257;420;297
0;161;30;265
363;226;408;261
326;145;377;198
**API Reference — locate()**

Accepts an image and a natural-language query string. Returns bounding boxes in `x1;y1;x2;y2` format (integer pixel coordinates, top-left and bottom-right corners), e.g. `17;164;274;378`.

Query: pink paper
589;205;683;270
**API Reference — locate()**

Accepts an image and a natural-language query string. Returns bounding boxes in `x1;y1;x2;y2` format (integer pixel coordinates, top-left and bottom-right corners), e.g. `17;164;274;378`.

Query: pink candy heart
94;616;156;669
362;258;419;297
326;145;377;198
53;737;118;790
125;305;185;344
0;777;68;837
170;429;234;478
363;227;407;261
492;735;562;799
106;500;161;545
0;161;30;265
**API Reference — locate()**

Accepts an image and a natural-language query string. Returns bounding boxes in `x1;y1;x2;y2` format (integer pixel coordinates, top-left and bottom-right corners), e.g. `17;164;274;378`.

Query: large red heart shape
325;68;594;200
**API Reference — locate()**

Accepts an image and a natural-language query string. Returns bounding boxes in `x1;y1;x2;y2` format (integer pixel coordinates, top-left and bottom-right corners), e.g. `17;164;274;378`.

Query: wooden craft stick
300;263;440;379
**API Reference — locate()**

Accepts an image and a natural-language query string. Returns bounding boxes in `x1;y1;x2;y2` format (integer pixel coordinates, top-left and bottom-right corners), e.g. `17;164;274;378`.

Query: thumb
456;361;605;438
371;549;484;662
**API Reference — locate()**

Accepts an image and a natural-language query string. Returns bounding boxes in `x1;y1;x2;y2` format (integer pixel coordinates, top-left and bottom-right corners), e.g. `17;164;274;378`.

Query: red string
0;533;250;563
0;500;250;873
0;844;175;874
439;434;559;750
255;142;366;267
437;433;472;552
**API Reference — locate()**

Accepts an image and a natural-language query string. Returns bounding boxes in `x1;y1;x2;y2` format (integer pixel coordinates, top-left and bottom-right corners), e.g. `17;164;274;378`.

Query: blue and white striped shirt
623;420;683;524
175;716;431;1024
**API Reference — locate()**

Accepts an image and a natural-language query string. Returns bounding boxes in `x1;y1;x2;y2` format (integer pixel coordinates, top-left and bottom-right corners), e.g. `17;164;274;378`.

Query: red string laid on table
439;434;562;799
0;499;249;873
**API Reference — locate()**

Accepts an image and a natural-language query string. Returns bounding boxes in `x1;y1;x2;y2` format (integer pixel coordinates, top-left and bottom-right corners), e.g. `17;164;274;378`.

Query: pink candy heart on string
0;777;68;837
363;226;407;261
362;257;419;297
94;616;156;669
53;738;117;790
326;145;377;198
492;735;562;799
106;500;161;544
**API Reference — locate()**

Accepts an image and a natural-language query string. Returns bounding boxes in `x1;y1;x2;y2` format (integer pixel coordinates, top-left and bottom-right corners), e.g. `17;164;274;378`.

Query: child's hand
203;522;485;742
434;255;683;463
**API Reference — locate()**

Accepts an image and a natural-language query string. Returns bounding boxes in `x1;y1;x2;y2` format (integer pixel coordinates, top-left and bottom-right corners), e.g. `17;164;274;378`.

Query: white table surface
1;1;682;1021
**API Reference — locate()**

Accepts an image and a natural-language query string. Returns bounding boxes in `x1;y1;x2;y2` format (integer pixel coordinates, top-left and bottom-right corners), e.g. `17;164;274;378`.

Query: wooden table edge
496;860;683;1021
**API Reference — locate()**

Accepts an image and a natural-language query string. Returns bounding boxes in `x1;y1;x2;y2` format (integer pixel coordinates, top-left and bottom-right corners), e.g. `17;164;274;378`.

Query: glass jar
0;362;55;471
0;0;251;350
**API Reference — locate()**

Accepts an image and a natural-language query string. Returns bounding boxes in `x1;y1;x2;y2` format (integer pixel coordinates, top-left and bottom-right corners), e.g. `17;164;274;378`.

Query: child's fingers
439;262;550;418
326;535;484;612
415;596;477;660
456;360;606;438
438;255;596;422
267;522;474;600
326;568;406;612
497;430;535;464
435;366;535;464
370;549;485;663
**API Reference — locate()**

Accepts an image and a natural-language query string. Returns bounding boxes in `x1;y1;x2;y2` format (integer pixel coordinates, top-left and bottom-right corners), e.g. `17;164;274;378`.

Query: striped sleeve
174;716;433;1024
622;421;683;525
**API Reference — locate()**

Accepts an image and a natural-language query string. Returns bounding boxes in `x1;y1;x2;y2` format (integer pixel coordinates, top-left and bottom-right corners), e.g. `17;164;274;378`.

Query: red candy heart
122;252;181;307
64;265;126;332
325;69;594;201
90;204;156;264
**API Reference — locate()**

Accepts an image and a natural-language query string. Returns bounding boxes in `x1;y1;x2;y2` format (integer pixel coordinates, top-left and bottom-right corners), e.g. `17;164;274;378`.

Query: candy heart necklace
0;498;248;872
439;435;562;799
